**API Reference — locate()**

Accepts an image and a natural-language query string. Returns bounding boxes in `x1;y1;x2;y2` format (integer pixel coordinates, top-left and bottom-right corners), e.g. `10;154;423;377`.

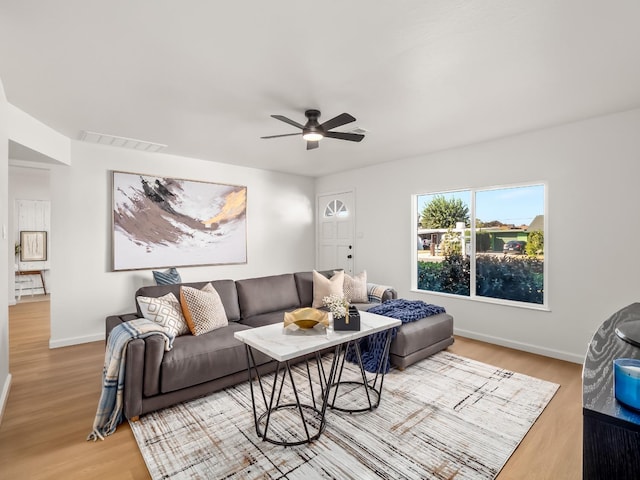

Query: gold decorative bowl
284;308;330;329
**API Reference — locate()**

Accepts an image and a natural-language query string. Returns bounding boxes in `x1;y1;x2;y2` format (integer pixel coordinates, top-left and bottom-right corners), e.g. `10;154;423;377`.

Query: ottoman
389;312;454;370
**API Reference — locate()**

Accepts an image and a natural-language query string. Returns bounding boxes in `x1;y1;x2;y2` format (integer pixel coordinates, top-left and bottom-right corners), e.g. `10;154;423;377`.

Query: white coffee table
234;311;401;446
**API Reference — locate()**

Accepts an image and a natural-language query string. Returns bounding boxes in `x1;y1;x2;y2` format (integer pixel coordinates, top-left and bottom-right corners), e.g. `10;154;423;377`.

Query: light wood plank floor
0;300;582;479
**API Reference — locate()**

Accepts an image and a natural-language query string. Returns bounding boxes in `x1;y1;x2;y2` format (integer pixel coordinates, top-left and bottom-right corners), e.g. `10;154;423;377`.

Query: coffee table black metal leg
285;361;312;443
319;345;342;430
274;362;287;406
245;345;266;436
330;343;348;406
246;347;331;446
305;358;318;409
353;340;374;409
372;328;394;393
260;361;282;441
326;329;395;413
315;352;327;399
244;345;258;435
249;347;270;407
245;326;396;445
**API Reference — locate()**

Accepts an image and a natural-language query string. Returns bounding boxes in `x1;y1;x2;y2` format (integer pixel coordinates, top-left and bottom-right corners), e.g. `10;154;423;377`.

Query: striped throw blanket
367;284;394;303
348;299;446;373
87;318;175;441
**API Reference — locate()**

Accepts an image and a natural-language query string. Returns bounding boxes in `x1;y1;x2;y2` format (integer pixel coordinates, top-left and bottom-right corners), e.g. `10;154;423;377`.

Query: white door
317;191;355;274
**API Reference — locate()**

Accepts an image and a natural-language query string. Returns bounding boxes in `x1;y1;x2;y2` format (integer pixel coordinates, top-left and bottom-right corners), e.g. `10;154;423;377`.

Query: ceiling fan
261;109;365;150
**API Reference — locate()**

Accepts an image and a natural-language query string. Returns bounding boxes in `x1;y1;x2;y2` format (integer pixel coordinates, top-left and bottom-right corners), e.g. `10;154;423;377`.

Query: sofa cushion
236;274;300;319
389;313;454;357
239;311;288;329
160;323;269;393
312;270;344;308
180;283;228;335
137;292;190;336
135;279;241;322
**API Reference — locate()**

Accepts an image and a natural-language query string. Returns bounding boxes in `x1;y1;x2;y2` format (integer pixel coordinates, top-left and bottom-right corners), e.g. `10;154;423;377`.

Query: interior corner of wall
0;75;6;103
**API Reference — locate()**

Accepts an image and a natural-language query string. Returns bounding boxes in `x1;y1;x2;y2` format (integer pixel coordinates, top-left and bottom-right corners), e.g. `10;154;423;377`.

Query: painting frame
112;170;247;271
20;230;48;262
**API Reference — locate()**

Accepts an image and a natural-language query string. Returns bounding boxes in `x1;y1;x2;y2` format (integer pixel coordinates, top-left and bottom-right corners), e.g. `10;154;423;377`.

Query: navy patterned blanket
347;299;446;373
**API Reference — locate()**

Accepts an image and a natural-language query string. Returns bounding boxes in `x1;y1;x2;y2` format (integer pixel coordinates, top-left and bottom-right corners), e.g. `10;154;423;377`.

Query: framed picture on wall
112;171;247;271
20;230;48;261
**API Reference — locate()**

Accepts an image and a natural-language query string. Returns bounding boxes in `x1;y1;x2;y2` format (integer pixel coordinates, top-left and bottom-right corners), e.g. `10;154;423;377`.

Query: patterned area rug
130;351;558;479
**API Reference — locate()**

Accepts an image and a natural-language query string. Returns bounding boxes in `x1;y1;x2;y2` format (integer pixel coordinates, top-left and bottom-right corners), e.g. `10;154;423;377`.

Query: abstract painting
112;171;247;271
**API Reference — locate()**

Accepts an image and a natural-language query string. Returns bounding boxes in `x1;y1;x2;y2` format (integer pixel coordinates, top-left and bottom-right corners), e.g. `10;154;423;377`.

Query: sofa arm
105;314;163;418
143;335;165;397
367;283;397;303
123;338;145;420
106;313;139;339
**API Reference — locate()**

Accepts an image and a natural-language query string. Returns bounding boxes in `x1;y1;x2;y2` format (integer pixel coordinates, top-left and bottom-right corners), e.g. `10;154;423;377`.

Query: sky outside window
476;185;544;225
418;184;544;225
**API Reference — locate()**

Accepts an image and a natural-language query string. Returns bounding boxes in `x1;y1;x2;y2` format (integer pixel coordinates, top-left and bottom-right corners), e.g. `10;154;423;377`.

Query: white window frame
411;181;549;311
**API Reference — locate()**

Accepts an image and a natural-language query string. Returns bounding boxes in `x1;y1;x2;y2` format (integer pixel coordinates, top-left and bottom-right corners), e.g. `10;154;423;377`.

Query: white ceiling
1;1;640;177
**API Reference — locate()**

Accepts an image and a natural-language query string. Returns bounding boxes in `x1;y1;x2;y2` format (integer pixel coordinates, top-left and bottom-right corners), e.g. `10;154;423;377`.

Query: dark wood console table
583;302;640;479
15;270;47;295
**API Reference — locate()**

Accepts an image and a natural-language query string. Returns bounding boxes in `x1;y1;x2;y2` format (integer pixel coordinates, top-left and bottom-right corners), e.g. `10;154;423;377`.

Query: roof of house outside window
528;215;544;231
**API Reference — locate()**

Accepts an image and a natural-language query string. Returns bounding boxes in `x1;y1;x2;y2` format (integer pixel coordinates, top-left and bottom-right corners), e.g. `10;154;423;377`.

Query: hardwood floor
0;300;582;479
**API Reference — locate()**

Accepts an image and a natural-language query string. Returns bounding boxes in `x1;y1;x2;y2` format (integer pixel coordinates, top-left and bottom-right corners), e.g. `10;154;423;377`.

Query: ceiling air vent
348;126;368;135
79;130;167;152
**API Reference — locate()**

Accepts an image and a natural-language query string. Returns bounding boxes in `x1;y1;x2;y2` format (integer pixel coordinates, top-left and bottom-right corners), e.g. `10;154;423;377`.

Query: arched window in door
324;199;348;218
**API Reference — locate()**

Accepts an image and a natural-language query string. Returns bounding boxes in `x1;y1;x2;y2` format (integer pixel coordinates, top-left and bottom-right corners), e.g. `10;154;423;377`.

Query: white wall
0;78;11;422
316;109;640;363
9;165;50;199
49;141;315;347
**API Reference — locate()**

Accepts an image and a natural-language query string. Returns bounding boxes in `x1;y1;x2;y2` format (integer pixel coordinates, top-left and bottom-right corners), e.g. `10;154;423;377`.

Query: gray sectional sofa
106;270;454;420
105;270;397;420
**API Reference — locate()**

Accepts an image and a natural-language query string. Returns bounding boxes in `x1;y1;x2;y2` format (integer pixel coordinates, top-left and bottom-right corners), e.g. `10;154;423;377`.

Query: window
415;183;546;308
324;200;348;218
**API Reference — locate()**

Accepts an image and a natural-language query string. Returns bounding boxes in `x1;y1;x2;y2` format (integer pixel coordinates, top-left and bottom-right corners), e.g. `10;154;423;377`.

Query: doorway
9;166;51;305
316;191;355;274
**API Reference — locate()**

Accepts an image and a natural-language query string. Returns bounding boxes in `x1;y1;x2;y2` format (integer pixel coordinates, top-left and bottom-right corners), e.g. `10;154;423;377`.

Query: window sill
409;288;551;312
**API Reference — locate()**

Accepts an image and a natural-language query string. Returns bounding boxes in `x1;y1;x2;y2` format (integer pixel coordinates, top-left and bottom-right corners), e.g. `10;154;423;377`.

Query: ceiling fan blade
271;115;304;129
319;113;356;131
306;140;319;150
260;133;301;139
324;131;365;142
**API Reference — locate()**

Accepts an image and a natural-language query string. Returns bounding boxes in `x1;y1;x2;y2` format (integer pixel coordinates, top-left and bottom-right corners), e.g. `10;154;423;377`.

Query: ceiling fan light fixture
263;109;363;150
302;131;323;142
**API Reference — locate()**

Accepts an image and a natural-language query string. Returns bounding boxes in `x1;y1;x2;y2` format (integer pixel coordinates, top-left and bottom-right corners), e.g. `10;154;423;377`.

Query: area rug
129;351;558;479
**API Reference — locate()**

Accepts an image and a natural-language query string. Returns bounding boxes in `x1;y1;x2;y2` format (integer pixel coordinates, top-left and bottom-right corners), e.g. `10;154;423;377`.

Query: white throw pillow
137;292;190;337
312;270;345;308
338;270;368;303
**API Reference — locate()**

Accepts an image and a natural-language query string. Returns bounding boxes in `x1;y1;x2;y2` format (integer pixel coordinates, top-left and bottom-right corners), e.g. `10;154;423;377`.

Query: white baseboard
453;327;584;364
49;328;585;362
49;333;104;349
0;373;12;426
